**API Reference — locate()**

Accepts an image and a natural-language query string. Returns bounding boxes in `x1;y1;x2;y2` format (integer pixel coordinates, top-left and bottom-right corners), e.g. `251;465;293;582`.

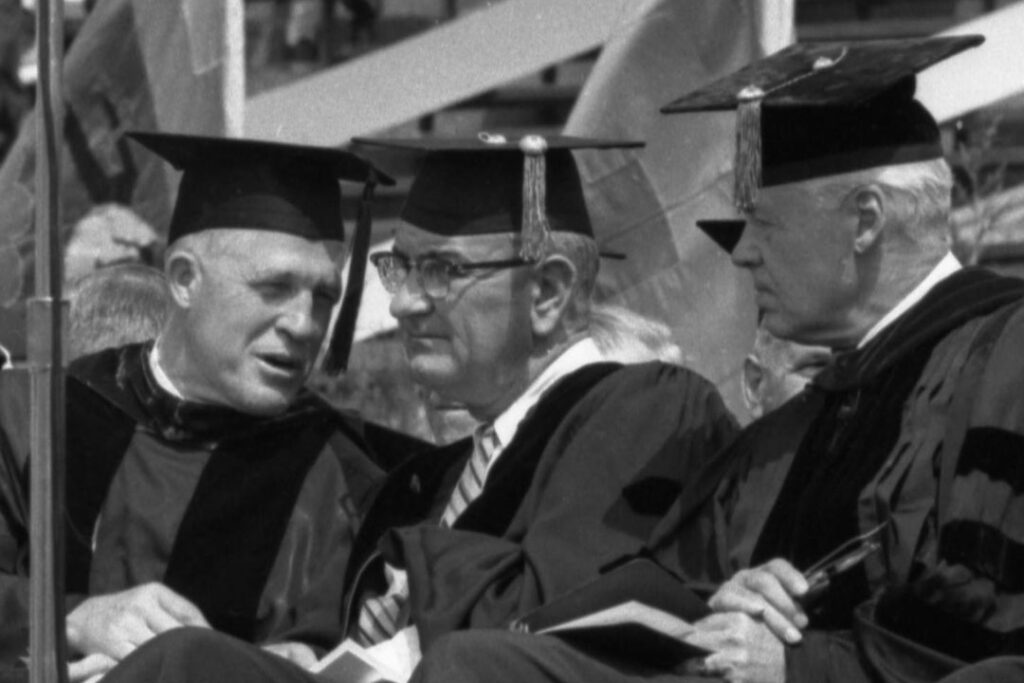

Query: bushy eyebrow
244;265;341;295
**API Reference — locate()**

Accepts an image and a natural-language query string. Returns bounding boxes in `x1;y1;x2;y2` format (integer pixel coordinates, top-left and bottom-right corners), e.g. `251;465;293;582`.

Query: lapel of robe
341;362;621;633
64;350;140;594
451;363;622;536
342;438;472;599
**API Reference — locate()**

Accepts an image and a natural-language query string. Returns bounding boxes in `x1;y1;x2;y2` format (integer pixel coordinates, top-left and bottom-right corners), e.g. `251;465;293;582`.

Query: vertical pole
224;0;246;138
28;0;67;681
320;0;335;65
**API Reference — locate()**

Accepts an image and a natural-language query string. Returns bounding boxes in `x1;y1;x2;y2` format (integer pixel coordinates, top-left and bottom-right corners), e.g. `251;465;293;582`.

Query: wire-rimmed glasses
370;251;534;299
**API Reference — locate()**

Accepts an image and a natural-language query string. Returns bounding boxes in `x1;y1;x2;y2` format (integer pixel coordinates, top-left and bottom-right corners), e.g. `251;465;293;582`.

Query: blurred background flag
0;0;242;313
567;0;794;421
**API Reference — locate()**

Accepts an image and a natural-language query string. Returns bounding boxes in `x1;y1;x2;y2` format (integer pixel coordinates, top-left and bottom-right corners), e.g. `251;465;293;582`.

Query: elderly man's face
184;230;343;415
732;181;858;347
388;224;534;416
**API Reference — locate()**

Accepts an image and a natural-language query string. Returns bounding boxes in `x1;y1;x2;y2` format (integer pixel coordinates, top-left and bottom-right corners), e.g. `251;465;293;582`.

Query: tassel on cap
519;134;550;261
323;173;378;375
734;85;765;212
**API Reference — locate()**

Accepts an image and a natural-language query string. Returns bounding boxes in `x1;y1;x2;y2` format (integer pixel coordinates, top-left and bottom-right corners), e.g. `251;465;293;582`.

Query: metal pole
28;0;68;681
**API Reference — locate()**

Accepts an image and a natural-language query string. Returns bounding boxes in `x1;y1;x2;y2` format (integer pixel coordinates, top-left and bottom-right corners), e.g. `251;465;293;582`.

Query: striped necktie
354;425;499;645
441;425;498;528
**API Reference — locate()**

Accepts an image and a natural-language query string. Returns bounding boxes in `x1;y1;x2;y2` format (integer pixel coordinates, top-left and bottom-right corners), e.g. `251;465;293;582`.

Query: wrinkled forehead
392;222;518;258
203;228;346;272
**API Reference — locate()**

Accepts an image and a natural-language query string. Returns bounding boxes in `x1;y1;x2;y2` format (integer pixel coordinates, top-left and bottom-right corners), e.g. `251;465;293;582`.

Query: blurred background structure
2;0;1023;434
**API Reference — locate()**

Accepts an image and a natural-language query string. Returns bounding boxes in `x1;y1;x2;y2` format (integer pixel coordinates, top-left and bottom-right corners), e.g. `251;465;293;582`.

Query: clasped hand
682;558;810;683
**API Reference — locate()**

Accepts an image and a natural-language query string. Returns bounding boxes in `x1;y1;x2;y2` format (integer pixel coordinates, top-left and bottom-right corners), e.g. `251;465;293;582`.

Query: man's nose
730;225;761;268
389;274;433;320
278;291;320;341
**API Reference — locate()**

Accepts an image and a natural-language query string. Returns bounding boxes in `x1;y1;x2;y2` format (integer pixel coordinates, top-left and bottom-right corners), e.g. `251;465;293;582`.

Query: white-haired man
399;36;1024;683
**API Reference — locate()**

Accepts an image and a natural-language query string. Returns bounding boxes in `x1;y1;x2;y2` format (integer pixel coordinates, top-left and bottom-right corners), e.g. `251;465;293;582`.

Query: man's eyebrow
243;265;289;280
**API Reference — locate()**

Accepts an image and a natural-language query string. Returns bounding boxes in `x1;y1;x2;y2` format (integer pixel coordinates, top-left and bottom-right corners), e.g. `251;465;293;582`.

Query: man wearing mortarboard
387;36;1024;683
0;133;403;679
94;133;738;683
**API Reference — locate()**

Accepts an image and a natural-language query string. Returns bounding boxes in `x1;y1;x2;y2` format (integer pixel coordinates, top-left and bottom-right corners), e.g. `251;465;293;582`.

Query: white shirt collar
857;252;962;349
148;342;185;399
489;337;605;456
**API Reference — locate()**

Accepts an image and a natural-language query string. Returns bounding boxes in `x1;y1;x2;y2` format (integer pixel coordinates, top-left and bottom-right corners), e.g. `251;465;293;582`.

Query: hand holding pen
800;521;887;607
706;521;887;645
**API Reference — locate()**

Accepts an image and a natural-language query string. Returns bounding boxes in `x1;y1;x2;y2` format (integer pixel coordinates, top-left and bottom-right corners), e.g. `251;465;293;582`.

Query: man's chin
231;384;300;417
409;361;463;397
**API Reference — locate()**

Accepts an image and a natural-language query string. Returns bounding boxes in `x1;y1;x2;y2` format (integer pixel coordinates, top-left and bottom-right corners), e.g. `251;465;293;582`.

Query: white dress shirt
857;252;962;349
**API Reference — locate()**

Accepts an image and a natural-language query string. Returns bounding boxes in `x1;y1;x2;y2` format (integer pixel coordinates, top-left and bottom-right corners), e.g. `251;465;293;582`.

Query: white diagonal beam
918;1;1024;123
245;0;631;144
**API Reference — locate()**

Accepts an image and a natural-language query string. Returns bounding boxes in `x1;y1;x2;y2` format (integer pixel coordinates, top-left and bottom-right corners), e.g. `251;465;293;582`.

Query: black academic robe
342;360;739;650
0;343;386;668
86;359;736;683
648;267;1024;682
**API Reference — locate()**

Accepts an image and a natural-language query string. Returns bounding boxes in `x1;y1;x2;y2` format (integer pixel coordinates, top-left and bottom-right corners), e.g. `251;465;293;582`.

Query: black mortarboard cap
353;133;642;261
128;132;394;243
661;36;984;211
128;132;395;376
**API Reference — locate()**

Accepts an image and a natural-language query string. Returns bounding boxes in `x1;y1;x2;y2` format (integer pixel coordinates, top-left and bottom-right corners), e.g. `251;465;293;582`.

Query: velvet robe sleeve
383;364;738;649
787;302;1024;682
264;429;385;652
862;302;1024;678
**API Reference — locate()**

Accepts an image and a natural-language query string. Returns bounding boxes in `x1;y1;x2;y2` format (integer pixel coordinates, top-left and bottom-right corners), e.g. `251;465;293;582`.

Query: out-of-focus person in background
310;331;434;446
590;303;684;365
0;0;30;162
66;262;171;360
742;322;831;420
64;202;162;284
284;0;382;62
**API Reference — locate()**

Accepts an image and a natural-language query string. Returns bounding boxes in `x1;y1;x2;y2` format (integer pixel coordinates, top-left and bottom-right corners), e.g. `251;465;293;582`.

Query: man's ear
530;254;576;338
742;354;765;420
852;185;885;254
165;250;201;308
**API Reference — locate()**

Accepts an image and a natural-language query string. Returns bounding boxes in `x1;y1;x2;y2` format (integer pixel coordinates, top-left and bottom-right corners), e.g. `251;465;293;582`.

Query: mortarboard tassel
323;171;378;375
734;85;765;213
519;134;550;261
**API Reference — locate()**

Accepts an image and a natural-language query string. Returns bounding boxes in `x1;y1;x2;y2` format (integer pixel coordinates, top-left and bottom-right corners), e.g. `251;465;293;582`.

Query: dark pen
800;522;887;606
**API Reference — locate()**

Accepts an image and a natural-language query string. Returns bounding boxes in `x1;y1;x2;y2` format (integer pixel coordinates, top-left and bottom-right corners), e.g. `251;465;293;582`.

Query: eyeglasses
370;252;534;299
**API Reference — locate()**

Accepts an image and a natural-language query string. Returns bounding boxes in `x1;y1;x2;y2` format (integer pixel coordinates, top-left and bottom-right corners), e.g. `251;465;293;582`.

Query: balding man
0;134;394;678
